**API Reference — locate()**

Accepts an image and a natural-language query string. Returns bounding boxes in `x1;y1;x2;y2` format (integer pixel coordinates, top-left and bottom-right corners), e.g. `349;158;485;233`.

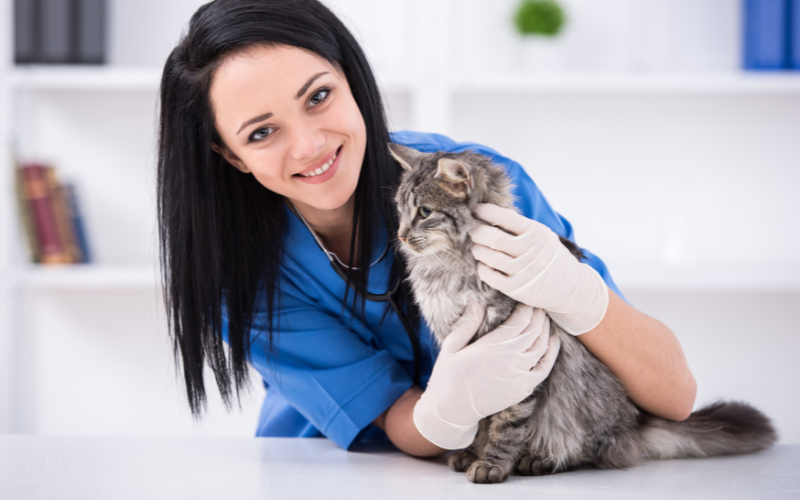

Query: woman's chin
293;192;354;213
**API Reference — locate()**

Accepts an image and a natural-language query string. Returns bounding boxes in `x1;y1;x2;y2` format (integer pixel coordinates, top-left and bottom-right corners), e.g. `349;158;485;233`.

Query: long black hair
157;0;414;416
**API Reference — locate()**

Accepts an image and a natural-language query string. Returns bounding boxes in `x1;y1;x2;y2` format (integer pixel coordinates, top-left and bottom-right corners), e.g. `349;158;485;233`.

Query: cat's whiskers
439;244;473;270
419;243;449;269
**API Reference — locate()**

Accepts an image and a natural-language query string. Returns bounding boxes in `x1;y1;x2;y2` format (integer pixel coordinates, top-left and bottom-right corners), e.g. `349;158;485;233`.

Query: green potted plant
513;0;568;72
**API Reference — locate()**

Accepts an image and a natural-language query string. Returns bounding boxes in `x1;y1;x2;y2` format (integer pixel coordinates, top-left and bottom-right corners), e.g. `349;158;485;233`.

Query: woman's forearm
373;386;448;457
578;288;697;420
376;288;695;456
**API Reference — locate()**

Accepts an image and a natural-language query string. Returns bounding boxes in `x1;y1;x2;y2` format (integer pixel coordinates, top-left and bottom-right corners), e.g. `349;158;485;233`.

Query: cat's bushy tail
639;401;777;459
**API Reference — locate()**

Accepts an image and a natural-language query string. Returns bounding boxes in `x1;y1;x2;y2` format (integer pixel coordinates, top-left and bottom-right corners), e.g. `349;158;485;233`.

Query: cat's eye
418;206;432;218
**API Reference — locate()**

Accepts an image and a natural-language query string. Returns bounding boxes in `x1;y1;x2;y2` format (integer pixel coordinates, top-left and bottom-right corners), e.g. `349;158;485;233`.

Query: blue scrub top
222;130;624;450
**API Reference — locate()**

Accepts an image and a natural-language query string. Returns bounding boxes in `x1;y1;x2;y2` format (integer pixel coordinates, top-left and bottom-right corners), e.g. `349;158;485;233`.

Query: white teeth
299;149;339;177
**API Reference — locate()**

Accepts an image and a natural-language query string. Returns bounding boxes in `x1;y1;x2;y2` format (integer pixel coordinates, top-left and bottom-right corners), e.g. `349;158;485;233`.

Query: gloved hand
413;302;561;450
468;203;609;335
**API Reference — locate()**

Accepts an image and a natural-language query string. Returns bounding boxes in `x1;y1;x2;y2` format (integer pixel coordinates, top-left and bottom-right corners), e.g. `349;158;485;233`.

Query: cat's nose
398;236;407;244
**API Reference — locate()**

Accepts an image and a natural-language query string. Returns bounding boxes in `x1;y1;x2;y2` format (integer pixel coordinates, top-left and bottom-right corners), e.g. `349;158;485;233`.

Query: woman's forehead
209;44;338;119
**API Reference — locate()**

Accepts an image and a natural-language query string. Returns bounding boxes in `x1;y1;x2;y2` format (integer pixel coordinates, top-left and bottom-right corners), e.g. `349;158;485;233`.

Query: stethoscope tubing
289;200;422;386
328;260;422;386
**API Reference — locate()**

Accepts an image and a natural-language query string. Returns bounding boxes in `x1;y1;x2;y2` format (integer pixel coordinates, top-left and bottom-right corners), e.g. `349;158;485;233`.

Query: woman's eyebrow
238;112;273;135
295;71;329;99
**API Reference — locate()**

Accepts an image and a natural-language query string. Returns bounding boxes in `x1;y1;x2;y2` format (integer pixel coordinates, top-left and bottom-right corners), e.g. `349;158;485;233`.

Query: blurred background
0;0;798;442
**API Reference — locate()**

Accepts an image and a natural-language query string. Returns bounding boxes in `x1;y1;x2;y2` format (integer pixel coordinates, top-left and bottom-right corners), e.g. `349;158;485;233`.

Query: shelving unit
5;65;799;293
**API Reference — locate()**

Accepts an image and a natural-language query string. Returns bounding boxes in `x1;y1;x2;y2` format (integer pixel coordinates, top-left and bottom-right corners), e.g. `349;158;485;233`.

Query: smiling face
209;44;367;214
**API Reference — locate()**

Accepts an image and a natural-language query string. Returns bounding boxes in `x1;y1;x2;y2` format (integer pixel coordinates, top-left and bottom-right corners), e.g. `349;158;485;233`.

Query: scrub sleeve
222;130;625;450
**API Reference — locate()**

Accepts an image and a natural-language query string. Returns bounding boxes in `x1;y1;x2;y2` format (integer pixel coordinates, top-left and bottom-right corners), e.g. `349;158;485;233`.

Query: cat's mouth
399;236;452;257
398;235;427;255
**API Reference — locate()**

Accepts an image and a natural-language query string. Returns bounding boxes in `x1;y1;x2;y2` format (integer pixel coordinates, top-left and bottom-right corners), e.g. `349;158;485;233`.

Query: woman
158;0;696;457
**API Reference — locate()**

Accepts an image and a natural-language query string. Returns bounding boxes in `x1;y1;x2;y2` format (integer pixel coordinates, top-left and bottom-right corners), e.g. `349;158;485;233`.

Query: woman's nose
289;126;326;162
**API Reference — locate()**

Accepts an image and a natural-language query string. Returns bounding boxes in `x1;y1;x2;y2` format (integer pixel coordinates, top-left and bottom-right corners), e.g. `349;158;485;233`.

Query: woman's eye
309;88;330;107
419;206;432;218
250;127;274;142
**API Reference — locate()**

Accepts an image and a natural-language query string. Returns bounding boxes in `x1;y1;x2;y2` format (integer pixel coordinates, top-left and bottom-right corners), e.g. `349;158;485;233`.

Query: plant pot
520;36;566;73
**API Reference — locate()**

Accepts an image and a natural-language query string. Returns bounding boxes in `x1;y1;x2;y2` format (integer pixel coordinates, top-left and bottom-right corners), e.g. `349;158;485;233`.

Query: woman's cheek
250;152;287;192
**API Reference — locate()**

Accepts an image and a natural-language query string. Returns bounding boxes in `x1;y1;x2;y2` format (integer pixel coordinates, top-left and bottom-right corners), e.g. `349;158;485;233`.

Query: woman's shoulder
389;130;527;184
390;130;502;157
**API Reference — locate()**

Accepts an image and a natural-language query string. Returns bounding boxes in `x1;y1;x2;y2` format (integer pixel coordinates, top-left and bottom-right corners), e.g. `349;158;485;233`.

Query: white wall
451;92;800;279
107;0;206;67
2;0;799;443
21;289;264;436
628;290;800;444
449;0;741;73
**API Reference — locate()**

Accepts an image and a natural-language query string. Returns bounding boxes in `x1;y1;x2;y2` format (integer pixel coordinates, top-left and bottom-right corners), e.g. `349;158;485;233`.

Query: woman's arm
373;387;448;457
579;288;696;420
468;203;697;421
373;291;696;456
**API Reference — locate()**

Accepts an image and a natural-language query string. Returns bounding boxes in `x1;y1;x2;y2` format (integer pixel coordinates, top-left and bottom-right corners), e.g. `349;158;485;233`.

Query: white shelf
12;265;160;290
8;66;163;91
7;65;421;93
9;67;800;95
450;72;800;94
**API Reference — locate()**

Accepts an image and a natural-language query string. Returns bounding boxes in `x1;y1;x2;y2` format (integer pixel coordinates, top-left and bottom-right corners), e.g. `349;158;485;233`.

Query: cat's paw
516;454;555;476
448;450;479;473
466;460;510;484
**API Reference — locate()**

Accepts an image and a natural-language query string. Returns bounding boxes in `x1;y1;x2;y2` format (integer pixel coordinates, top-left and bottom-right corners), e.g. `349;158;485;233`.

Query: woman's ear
211;142;250;173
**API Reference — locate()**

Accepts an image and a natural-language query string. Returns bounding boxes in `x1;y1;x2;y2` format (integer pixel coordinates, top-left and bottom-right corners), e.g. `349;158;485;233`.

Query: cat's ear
436;158;472;197
388;143;424;171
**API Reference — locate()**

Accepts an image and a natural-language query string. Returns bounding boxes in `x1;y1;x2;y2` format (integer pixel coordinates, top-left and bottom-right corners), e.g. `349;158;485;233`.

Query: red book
21;164;69;264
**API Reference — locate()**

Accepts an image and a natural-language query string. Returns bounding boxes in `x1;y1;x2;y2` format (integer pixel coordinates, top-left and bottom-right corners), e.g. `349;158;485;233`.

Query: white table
0;435;797;499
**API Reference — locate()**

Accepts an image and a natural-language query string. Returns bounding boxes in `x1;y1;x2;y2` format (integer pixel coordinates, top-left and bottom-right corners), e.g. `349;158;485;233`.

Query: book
14;0;40;63
14;165;42;263
21;164;70;264
76;0;105;64
45;167;83;263
743;0;790;70
791;0;800;69
40;0;75;64
65;183;91;263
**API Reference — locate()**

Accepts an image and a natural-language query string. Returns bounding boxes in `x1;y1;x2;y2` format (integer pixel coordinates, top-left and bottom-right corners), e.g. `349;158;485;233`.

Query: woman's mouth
294;146;343;184
295;146;340;177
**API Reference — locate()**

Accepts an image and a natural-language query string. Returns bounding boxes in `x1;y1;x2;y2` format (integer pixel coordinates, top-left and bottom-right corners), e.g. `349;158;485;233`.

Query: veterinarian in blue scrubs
238;129;625;449
157;0;696;457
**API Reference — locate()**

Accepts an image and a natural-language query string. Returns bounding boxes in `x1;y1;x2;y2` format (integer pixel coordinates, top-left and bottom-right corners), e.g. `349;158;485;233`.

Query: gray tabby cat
388;143;777;484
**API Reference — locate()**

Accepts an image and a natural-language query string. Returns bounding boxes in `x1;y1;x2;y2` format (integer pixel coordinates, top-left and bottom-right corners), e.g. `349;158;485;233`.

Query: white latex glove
413;302;561;450
468;203;609;336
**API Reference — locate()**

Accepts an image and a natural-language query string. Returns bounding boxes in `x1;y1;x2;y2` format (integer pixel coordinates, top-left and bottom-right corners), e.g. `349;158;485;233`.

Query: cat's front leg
516;453;594;476
465;395;537;484
516;453;556;476
449;417;490;472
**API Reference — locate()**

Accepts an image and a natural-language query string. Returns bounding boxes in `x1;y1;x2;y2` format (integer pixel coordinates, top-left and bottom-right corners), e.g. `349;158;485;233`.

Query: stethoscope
288;201;422;386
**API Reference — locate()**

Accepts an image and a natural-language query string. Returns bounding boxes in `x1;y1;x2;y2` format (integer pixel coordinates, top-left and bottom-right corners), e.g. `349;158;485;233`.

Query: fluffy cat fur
389;143;777;484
